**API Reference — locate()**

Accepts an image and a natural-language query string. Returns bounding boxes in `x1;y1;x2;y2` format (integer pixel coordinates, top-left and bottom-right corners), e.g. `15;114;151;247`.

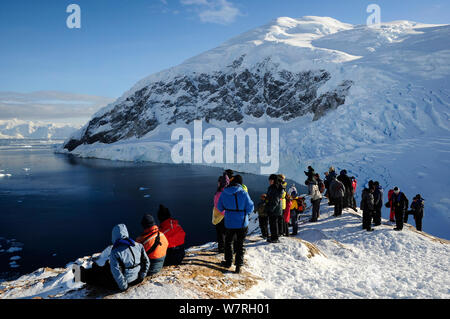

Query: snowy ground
1;200;448;299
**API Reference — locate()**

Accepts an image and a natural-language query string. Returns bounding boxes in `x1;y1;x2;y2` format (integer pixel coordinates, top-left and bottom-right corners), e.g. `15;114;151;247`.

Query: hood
222;185;243;195
112;224;129;244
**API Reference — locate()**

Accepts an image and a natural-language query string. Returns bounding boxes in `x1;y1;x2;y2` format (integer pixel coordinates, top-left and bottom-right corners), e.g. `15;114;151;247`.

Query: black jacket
360;188;374;211
337;173;352;194
392;192;409;212
264;184;283;217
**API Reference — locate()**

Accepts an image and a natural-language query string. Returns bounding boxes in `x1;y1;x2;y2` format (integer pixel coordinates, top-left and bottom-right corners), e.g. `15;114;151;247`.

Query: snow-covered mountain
61;16;450;236
0;119;81;140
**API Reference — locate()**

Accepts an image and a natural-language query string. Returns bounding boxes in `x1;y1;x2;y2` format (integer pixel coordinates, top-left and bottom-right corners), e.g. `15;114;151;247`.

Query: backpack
318;180;325;193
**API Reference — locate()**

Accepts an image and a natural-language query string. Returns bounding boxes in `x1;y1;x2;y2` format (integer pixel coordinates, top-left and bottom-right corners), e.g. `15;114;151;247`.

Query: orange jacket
136;225;168;260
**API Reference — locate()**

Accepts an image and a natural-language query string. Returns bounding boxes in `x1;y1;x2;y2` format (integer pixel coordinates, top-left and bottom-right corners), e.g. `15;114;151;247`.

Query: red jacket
283;200;292;223
159;218;186;248
352;179;357;193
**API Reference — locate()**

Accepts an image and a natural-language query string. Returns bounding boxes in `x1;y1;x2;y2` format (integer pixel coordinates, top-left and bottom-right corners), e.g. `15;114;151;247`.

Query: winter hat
141;214;156;229
157;204;171;222
394;187;400;194
340;170;347;176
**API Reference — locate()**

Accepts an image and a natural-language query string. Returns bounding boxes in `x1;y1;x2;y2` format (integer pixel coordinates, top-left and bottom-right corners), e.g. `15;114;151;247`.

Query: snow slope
1;202;448;299
0;119;80;140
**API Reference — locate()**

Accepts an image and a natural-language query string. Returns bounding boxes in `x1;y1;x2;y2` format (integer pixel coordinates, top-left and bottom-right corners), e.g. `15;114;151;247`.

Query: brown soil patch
104;248;261;299
290;237;326;258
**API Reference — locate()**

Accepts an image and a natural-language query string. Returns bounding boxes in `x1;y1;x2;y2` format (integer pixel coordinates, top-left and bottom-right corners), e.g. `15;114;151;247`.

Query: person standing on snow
217;175;254;274
409;194;425;231
337;170;353;209
256;194;269;239
372;181;384;226
309;175;323;222
350;176;358;211
264;174;284;243
213;174;230;253
361;185;375;231
329;174;345;217
278;174;288;237
326;167;337;205
386;189;396;223
391;187;409;231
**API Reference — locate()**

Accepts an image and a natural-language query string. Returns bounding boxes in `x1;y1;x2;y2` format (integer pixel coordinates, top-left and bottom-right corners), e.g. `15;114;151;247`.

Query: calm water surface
0;139;299;280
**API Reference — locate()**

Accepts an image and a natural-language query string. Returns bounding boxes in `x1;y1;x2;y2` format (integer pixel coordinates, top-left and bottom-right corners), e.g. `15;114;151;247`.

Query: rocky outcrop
64;57;352;152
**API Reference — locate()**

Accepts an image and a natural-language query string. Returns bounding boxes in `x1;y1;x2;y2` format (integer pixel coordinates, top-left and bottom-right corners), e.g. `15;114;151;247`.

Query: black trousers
281;219;289;236
278;215;285;236
362;209;373;230
290;210;299;235
373;205;382;225
164;245;185;266
333;197;343;216
258;215;269;238
394;208;404;230
414;211;423;231
81;262;119;290
225;227;248;267
311;198;321;221
215;219;226;253
269;215;279;241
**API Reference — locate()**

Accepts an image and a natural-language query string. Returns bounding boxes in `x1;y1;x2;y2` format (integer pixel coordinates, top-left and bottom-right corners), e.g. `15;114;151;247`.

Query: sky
0;0;449;123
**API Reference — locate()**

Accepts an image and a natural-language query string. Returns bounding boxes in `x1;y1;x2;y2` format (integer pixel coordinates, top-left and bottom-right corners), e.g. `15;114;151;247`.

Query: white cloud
180;0;242;25
0;91;115;125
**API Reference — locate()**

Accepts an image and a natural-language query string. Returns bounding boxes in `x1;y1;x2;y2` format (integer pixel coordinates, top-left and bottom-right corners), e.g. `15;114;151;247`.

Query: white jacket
311;184;323;201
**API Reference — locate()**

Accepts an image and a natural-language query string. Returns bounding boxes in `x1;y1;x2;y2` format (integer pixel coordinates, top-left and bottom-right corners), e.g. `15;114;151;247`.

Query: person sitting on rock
73;224;149;292
136;214;169;276
157;204;186;266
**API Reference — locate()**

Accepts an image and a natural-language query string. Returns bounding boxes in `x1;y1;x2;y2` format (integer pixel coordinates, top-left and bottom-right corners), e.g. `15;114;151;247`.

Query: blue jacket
217;185;254;229
109;224;150;291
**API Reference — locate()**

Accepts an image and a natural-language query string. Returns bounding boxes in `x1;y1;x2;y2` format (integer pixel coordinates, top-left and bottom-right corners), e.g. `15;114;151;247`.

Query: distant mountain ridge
0;119;80;139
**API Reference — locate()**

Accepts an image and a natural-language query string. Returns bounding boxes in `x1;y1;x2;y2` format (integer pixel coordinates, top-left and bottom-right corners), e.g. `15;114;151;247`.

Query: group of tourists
72;204;186;292
73;165;425;293
212;166;426;274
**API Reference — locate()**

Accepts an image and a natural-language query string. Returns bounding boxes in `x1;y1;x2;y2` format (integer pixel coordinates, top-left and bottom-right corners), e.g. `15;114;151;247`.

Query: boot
235;265;241;274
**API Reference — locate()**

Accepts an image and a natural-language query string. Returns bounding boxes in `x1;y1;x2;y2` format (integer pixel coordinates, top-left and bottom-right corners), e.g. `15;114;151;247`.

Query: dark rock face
64;57;352;152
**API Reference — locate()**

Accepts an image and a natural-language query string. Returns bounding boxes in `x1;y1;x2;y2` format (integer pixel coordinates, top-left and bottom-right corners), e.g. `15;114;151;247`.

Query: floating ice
143;195;151;198
10;256;21;261
139;187;149;191
9;261;20;268
6;247;23;253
